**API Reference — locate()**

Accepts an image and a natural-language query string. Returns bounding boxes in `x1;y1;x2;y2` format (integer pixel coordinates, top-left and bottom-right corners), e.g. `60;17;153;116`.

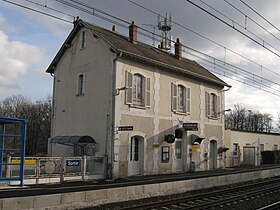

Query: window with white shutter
206;91;221;119
172;83;190;115
125;71;150;108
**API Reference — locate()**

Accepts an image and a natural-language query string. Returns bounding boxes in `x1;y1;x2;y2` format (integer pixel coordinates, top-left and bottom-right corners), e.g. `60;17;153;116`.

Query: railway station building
46;18;230;179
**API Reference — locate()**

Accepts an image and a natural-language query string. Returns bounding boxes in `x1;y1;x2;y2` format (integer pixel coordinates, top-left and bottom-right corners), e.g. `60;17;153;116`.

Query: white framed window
206;91;220;118
76;73;85;95
125;71;150;108
260;144;264;152
80;30;86;49
171;83;190;114
232;143;239;156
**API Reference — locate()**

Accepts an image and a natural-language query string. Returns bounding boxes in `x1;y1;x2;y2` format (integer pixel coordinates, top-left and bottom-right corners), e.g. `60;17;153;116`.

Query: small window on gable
171;83;190;114
76;73;85;95
205;91;220;119
80;30;86;49
125;71;150;108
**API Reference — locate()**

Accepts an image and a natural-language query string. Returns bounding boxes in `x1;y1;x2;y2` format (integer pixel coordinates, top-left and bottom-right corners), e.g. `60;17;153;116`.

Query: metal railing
8;155;106;184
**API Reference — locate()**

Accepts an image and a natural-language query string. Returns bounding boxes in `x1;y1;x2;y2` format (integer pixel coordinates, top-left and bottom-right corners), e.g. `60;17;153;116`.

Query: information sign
183;123;198;131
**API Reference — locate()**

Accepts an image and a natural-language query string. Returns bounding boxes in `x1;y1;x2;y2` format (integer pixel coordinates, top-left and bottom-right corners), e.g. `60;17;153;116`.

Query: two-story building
46;18;230;179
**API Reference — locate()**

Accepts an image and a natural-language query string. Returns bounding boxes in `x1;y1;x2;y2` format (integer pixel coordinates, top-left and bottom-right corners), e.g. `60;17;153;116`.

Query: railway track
100;176;280;210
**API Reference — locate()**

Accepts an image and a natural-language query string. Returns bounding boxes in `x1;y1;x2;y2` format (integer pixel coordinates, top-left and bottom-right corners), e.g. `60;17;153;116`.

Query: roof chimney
112;25;116;32
129;21;137;44
174;38;182;59
73;16;80;28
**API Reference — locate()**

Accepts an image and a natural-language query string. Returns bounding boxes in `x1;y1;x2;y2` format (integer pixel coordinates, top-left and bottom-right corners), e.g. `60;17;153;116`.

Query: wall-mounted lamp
115;86;128;96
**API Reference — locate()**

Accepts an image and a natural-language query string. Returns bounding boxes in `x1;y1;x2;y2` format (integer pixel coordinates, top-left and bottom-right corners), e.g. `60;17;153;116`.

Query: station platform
1;164;280;210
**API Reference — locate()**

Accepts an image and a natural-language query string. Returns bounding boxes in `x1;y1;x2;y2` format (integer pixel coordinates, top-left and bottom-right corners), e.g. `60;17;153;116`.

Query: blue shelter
0;116;27;186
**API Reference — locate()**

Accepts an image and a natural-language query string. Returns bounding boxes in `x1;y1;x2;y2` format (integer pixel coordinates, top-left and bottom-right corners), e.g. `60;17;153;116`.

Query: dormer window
125;71;150;108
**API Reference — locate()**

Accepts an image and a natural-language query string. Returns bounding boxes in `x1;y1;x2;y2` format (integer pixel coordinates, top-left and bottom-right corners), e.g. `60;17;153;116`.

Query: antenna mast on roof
158;13;172;51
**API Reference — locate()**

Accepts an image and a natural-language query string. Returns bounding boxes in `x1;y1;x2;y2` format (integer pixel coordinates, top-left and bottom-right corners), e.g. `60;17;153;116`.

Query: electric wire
224;0;280;42
4;0;280;97
191;0;280;57
240;0;280;34
2;0;73;24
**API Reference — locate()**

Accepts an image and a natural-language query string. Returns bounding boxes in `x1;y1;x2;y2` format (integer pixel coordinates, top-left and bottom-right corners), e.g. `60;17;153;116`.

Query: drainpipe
107;51;122;179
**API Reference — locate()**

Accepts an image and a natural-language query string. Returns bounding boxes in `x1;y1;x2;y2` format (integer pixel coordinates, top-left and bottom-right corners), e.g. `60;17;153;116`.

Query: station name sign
66;160;80;166
183;123;198;131
118;126;133;131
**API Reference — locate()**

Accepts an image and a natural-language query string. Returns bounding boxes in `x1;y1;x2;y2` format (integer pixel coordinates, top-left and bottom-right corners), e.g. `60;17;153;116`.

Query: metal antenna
157;13;172;51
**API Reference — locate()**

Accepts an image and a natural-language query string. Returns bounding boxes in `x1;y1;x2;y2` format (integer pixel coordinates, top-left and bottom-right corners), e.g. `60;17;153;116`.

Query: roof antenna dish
157;13;172;51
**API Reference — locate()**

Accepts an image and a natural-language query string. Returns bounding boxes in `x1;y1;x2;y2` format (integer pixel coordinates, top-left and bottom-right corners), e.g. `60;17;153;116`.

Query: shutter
205;91;210;117
217;95;221;118
146;77;151;107
171;83;177;111
125;71;133;105
187;87;191;114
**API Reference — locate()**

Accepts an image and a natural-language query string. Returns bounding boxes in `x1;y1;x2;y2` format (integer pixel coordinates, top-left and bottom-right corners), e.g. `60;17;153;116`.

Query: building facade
46;19;230;178
225;129;280;167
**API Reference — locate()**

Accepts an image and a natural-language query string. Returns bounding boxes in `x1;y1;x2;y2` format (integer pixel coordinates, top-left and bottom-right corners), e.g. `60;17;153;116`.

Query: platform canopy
49;136;96;146
190;134;205;144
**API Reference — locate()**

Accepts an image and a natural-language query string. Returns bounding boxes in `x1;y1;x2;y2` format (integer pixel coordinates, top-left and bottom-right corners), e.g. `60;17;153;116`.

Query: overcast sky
1;0;280;121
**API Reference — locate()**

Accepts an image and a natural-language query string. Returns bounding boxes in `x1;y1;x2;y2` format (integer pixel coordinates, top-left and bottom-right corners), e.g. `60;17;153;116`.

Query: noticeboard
183;123;198;131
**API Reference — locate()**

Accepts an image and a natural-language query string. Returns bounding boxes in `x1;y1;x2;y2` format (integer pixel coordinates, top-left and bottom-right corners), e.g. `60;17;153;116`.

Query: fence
8;155;106;184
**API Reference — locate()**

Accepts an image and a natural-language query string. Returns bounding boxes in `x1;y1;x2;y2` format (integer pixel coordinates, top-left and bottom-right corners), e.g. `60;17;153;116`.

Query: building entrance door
209;140;217;169
174;140;183;172
129;136;142;175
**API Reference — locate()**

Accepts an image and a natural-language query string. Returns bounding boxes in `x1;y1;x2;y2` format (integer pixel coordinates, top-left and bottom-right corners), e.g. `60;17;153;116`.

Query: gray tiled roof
47;20;230;88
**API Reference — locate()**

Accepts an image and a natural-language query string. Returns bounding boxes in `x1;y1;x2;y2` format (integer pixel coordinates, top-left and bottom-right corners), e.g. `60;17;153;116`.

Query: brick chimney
174;38;182;59
129;21;137;44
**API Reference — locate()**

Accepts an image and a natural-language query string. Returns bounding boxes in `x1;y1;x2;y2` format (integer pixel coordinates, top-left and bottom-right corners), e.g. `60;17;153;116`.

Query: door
243;147;255;165
209;140;217;169
174;140;183;172
129;136;142;175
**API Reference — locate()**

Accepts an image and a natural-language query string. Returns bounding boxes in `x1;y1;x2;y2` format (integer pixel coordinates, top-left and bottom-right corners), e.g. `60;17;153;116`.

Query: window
125;71;150;108
162;146;169;162
76;73;85;95
232;143;239;156
206;91;220;118
175;141;182;159
80;30;86;49
274;144;278;151
130;137;140;161
260;144;264;152
171;83;190;114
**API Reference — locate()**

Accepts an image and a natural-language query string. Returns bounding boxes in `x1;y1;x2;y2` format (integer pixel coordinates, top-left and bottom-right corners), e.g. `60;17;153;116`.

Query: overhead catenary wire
189;0;280;57
223;0;280;42
4;0;280;97
2;0;73;24
240;0;280;34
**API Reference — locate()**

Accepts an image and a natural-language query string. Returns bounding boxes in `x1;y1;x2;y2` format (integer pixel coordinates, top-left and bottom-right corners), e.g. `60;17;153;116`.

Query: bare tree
0;95;51;155
225;104;274;132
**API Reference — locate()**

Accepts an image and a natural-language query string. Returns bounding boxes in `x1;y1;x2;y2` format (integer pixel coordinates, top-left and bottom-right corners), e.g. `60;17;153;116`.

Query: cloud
224;77;280;120
0;24;46;98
